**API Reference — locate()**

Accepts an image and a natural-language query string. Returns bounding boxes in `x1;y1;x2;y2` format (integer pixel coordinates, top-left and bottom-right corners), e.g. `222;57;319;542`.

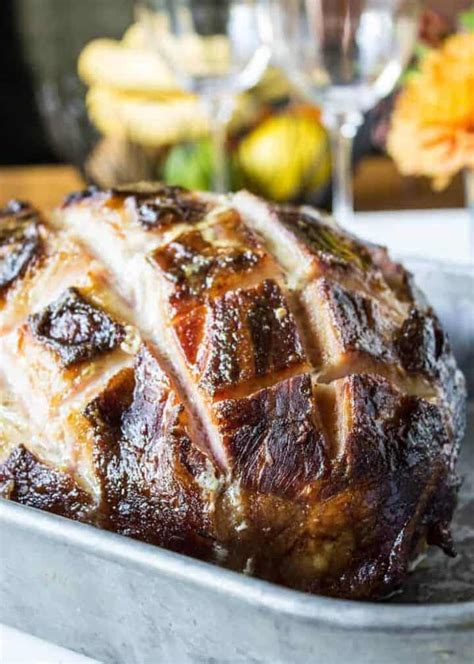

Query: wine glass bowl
266;0;418;115
136;1;271;191
137;2;270;96
261;0;419;222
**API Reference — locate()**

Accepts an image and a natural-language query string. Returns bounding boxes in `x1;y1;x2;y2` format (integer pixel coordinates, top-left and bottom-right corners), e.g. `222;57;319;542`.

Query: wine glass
136;0;271;192
259;0;419;224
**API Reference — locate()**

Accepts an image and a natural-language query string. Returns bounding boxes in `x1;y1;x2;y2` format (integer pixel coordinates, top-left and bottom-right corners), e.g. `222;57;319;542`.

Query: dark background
1;0;53;164
0;0;133;165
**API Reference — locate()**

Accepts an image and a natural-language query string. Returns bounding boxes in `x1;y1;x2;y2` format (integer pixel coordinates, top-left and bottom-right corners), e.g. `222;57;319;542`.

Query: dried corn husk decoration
78;21;291;148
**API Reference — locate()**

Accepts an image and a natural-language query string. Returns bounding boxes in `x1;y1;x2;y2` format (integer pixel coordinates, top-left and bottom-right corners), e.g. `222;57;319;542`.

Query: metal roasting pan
1;258;473;664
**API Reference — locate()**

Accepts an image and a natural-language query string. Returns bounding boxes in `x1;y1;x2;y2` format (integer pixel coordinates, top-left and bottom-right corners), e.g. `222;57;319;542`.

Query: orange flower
387;32;474;189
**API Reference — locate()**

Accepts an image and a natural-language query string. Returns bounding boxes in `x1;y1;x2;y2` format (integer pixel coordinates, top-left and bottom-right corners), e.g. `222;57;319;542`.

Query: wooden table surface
0;165;84;212
0;158;464;213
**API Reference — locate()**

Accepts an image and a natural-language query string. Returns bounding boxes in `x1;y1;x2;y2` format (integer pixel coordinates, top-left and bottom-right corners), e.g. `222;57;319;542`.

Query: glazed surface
0;186;466;599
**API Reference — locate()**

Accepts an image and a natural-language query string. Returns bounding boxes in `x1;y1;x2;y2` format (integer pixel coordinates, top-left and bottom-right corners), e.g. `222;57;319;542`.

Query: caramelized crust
395;308;466;442
0;204;140;499
83;346;216;556
0;445;94;520
213;373;327;498
63;182;212;235
0;201;43;298
194;280;308;398
0;272;135;423
29;287;125;367
110;183;211;230
149;210;274;318
234;192;396;292
128;186;210;230
317;374;458;597
337;374;450;481
278;208;374;273
0;186;464;602
301;277;436;399
305;277;397;369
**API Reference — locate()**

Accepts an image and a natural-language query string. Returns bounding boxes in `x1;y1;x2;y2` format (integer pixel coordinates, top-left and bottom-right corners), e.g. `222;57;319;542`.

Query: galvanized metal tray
1;260;473;664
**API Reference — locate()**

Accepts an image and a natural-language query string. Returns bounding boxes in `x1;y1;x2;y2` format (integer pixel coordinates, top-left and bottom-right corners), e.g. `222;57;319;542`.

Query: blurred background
0;0;472;214
0;0;133;166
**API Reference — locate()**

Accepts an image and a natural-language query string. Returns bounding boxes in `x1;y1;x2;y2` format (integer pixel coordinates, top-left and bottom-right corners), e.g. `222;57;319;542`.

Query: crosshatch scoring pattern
0;184;466;600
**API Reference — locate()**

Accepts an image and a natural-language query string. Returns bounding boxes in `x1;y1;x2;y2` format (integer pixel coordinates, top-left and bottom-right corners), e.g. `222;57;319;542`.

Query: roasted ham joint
0;185;466;599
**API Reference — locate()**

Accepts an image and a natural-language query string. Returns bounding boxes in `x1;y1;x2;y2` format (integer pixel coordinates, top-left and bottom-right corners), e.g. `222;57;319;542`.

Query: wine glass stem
464;168;474;263
324;111;362;225
203;93;234;193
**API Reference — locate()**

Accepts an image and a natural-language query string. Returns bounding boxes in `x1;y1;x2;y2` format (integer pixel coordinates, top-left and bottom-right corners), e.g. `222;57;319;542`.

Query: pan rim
1;499;473;633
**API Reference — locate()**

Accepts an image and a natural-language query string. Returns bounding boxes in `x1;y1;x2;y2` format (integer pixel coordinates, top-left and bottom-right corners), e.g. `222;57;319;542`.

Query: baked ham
0;186;466;599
